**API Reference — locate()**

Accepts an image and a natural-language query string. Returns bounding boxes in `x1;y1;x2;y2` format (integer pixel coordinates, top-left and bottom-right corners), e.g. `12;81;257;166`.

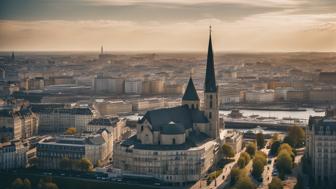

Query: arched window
172;138;176;144
191;104;195;109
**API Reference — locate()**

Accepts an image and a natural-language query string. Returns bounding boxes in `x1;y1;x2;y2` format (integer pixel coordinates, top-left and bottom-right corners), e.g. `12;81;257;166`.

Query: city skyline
0;0;336;52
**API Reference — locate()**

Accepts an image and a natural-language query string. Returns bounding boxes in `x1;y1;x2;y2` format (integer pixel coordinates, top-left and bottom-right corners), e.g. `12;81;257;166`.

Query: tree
270;141;281;156
255;151;267;165
23;178;31;189
256;133;265;149
1;136;9;143
272;133;279;142
238;157;246;169
38;178;59;189
238;152;251;168
79;158;93;172
230;168;241;186
294;174;304;189
278;143;293;155
246;142;256;157
65;127;76;135
252;159;264;179
235;176;257;189
283;136;295;148
276;151;293;179
222;144;234;159
11;178;24;189
269;177;283;189
287;126;305;148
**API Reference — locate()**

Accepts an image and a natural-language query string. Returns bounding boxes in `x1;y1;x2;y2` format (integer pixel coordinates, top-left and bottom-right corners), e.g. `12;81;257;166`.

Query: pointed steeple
204;26;217;93
182;76;199;101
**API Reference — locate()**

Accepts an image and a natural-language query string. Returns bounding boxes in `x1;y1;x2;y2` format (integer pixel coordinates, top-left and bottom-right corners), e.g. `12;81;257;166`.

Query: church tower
204;26;219;139
182;76;200;109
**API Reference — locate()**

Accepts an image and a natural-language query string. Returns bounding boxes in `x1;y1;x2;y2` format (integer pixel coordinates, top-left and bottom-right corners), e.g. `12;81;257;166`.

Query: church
113;28;221;184
137;27;219;144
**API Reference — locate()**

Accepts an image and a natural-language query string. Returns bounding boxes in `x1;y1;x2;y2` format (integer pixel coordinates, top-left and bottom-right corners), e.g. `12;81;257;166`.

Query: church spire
182;76;199;101
204;26;216;93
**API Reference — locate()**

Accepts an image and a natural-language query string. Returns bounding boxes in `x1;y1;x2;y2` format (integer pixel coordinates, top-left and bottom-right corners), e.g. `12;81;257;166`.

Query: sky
0;0;335;52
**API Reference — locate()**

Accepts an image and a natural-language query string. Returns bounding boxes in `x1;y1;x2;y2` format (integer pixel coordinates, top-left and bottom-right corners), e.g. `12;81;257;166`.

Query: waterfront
220;108;325;123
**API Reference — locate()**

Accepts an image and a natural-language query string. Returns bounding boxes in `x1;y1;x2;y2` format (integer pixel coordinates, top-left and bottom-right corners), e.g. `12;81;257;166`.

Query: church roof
138;105;208;131
182;77;199;101
204;28;217;93
161;122;185;135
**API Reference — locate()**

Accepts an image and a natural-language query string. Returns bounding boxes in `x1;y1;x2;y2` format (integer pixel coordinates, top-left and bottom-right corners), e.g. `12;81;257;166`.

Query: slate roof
182;77;199;101
308;115;336;132
88;117;119;126
139;105;208;132
204;32;217;93
160;122;185;135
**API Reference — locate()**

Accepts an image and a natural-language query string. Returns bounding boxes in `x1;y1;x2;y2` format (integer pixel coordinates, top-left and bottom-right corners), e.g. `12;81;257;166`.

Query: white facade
94;76;124;94
245;90;275;103
0;140;28;169
125;79;143;94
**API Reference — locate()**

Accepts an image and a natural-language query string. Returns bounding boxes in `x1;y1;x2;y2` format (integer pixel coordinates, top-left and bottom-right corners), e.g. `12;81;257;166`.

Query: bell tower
204;26;219;139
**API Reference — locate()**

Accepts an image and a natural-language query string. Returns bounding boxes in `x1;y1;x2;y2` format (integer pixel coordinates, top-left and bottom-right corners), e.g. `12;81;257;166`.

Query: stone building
31;105;93;133
0;140;29;170
306;108;336;187
0;108;38;140
113;29;220;184
37;129;113;169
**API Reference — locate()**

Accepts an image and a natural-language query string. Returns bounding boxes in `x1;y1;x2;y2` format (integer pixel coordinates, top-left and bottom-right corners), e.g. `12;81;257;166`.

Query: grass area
0;171;159;189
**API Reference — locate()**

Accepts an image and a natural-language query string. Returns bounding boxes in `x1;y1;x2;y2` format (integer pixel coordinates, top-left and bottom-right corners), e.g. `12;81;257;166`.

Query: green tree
255;151;267;165
278;143;293;156
237;157;246;169
222;144;235;159
64;127;76;135
270;141;281;156
1;136;9;143
252;159;264;179
230;168;241;186
246;142;256;157
38;178;59;189
272;133;279;142
276;151;293;179
294;174;304;189
256;133;265;149
269;177;283;189
79;158;93;172
23;178;31;189
238;152;251;168
235;176;257;189
287;126;305;148
283;136;295;148
11;178;23;189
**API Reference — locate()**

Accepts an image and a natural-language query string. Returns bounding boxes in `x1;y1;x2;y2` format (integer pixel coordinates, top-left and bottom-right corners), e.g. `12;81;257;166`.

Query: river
220;108;324;122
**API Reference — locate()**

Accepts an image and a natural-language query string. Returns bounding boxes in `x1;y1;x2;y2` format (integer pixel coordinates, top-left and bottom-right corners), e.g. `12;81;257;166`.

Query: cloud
0;17;335;52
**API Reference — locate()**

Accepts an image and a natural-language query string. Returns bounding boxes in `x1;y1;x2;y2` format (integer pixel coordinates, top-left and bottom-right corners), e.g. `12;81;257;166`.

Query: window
209;112;212;119
191;104;195;109
141;125;144;132
172;138;176;144
210;100;213;108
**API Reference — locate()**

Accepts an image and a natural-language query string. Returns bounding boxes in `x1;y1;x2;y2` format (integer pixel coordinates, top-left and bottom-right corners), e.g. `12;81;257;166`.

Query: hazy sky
0;0;335;52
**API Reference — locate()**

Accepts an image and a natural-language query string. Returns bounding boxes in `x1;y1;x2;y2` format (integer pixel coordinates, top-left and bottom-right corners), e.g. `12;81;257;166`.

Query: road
189;149;243;189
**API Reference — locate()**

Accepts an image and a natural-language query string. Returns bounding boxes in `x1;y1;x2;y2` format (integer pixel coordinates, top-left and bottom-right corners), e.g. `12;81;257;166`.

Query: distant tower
204;26;219;139
11;51;15;62
182;74;200;110
100;45;104;55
